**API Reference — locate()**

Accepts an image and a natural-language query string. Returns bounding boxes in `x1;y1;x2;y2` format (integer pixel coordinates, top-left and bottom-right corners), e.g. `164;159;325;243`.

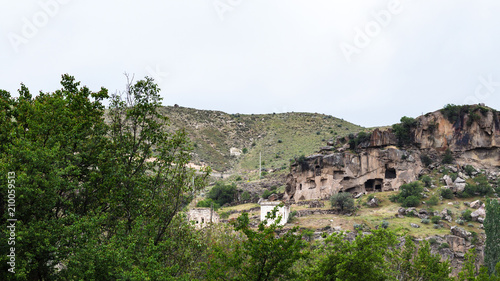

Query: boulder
446;235;466;253
453;177;466;193
354;192;364;199
440;208;452;222
410;223;420;228
470;200;482;209
442;175;453;187
398;207;406;216
471;205;486;222
367;198;379;207
450;226;471;240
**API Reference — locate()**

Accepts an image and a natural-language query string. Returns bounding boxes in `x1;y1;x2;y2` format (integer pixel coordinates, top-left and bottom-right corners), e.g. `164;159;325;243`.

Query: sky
1;0;500;127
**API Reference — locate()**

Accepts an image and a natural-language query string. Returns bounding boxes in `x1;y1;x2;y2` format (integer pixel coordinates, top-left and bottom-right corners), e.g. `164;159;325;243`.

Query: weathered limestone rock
446;235;466;253
451;226;471;240
410;223;420;228
442;175;453;188
367;197;379;207
471;204;486;222
453;177;466;193
470;200;482;209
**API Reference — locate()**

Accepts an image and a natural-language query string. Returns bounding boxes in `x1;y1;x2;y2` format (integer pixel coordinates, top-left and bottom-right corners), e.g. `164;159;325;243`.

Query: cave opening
385;167;397;179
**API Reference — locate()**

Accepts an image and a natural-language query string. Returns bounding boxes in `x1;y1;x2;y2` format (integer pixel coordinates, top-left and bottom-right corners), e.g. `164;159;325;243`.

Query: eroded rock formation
285;105;499;201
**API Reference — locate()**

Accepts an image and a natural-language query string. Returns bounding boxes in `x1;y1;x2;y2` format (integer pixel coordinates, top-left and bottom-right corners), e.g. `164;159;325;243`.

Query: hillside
158;106;364;172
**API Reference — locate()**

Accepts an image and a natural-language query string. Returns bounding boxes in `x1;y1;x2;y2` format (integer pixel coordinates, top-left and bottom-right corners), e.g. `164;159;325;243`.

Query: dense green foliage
441;188;455;199
205;207;307;280
485;199;500;276
442;148;455;164
392;116;417;147
390;181;424;207
348;131;371;149
0;75;211;279
330;192;355;212
207;181;237;206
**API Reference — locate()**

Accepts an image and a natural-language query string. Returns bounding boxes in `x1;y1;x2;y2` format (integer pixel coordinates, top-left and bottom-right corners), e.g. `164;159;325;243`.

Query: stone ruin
187;208;220;229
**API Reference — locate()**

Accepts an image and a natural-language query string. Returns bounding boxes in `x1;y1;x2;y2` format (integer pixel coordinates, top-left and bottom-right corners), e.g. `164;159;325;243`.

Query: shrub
316;131;321;135
474;174;493;196
402;196;420;208
456;219;465;225
330;192;355;212
262;186;277;199
439;243;450;250
450;173;458;182
421;218;430;224
421;175;432;187
427;195;439;206
241;191;251;201
441;104;464;123
429;238;437;245
421;154;433;167
462;209;472;222
287;210;298;223
467;223;474;228
433;224;441;229
381;221;389;229
208;182;237;206
277;139;283;143
242;148;248;154
464;165;476;177
431;216;441;224
442;148;454;164
392;116;417;147
392;181;424;207
220;211;230;219
440;188;454;199
196;198;220;210
235;175;242;181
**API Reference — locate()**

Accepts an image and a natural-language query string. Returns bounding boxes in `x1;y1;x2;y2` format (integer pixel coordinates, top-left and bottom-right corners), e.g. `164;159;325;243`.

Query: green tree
330;192;355;212
392;116;417;147
485;199;500;275
208;181;237;206
442;148;454;164
206;206;307;280
306;228;399;281
390;181;424;207
0;75;210;280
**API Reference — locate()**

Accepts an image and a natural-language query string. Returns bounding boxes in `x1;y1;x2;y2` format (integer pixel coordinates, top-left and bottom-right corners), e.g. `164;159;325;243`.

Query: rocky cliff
285;105;500;201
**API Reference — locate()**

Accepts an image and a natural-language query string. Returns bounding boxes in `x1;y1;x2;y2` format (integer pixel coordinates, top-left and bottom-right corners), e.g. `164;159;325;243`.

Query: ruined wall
188;208;220;229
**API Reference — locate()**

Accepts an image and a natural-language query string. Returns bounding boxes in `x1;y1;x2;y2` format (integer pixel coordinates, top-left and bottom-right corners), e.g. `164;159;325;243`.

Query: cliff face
285;106;500;201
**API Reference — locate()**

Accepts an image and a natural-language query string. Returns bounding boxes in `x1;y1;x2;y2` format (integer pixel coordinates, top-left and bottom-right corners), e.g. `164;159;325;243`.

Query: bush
421;175;432;187
429;238;438;245
421;218;430;224
464;165;476;177
467;223;474;228
287;210;298;223
235;175;242;181
440;188;454;199
442;148;454;164
196;198;220;210
208;182;237;206
402;196;420;207
431;216;441;224
456;219;465;225
262;186;277;199
241;191;251;201
427;195;439;206
242;148;248;154
392;116;417;147
439;243;450;250
220;211;230;219
474;174;493;196
441;104;464;123
330;192;355;212
462;209;472;221
433;224;441;229
381;221;389;229
392;181;424;207
421;154;433;167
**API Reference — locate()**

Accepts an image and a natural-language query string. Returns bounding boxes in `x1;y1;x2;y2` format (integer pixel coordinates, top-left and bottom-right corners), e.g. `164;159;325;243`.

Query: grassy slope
158;106;364;172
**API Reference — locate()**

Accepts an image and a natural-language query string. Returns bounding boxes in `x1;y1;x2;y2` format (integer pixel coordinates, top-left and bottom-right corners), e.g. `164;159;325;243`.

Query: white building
260;201;290;226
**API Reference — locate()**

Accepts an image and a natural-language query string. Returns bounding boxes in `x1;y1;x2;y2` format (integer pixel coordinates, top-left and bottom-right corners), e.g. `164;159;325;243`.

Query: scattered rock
268;193;278;201
471;205;486;222
453;177;466;193
398;207;406;216
442;175;453;187
410;223;420;228
354;192;364;199
367;198;379;207
450;226;471;240
446;235;466;253
470;200;481;209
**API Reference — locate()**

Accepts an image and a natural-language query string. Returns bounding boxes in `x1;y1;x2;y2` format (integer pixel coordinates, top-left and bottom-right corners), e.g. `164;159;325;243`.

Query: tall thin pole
259;152;262;179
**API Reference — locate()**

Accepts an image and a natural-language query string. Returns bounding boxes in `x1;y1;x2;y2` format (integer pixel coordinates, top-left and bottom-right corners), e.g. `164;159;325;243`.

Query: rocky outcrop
285;105;499;201
284;147;422;201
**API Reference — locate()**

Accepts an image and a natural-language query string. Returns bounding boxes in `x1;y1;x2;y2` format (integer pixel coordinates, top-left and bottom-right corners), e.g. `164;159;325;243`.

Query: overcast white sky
2;1;500;127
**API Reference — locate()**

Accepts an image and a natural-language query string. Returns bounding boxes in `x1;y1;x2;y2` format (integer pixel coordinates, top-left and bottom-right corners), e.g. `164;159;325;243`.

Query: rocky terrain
285;105;500;201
